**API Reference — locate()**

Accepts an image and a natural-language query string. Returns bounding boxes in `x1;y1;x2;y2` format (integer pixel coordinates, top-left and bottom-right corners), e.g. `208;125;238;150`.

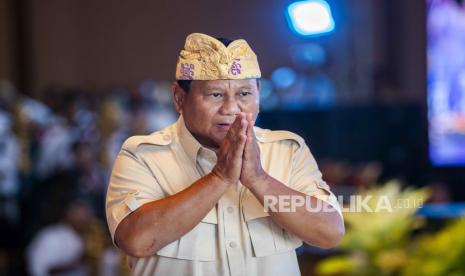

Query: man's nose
219;97;241;116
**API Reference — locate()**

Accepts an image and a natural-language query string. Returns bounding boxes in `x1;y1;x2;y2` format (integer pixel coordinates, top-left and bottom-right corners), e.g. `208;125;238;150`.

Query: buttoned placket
197;148;246;276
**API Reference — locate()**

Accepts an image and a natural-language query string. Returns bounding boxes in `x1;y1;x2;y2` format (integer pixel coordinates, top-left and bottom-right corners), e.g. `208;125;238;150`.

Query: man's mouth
217;123;231;130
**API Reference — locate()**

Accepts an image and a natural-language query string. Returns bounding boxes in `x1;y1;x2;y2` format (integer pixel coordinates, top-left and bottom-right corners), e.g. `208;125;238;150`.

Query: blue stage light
287;0;335;37
271;67;297;89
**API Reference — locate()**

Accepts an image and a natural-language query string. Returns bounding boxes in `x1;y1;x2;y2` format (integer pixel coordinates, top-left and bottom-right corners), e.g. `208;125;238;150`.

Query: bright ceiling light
287;0;335;36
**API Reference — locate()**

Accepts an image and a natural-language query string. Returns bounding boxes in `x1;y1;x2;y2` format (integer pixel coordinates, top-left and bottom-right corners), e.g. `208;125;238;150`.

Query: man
106;33;344;276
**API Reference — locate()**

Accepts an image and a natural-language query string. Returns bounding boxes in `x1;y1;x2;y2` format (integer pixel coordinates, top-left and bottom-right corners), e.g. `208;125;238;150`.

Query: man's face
175;79;260;148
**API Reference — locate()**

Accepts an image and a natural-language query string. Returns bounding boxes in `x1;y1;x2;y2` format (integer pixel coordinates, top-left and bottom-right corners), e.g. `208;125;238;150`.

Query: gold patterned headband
175;33;261;80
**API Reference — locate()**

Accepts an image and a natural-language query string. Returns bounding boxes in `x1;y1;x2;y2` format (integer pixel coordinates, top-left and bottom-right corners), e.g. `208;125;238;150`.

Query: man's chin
211;134;226;147
192;131;227;148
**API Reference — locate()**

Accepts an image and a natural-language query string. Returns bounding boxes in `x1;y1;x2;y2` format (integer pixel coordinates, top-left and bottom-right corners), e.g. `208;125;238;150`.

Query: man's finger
228;112;244;138
247;119;254;138
243;120;253;160
227;118;247;160
234;132;247;159
236;118;248;143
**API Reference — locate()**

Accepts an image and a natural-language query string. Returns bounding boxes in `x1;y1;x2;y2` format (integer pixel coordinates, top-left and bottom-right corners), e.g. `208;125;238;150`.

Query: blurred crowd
0;79;452;275
0;80;177;275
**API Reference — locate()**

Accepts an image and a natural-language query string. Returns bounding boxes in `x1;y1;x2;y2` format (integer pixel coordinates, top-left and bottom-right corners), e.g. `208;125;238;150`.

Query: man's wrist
245;172;269;193
209;169;235;187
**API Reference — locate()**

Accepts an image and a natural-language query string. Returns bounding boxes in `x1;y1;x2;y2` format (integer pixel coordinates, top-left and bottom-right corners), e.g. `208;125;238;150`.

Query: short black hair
177;79;192;93
177;78;260;94
215;37;234;47
177;36;235;92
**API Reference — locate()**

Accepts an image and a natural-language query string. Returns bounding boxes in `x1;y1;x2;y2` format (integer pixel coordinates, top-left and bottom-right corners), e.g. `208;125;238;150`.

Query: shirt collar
175;115;203;165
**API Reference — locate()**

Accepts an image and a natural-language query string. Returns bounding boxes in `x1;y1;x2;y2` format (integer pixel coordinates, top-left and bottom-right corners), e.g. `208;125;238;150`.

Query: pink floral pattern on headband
180;63;195;80
230;59;242;76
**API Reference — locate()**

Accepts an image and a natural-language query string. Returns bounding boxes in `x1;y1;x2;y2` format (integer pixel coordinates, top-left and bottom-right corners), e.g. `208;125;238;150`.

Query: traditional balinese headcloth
175;33;261;80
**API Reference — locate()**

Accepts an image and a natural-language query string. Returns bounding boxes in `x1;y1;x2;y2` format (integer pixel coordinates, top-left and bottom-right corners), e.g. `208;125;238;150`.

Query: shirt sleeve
105;147;165;244
289;141;342;217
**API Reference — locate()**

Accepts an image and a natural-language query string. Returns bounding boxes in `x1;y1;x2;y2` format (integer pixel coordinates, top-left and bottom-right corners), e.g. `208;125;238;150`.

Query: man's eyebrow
202;83;255;90
235;85;256;90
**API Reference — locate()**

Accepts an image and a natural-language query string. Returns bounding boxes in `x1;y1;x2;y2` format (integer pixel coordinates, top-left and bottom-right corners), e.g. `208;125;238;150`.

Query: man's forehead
195;79;257;88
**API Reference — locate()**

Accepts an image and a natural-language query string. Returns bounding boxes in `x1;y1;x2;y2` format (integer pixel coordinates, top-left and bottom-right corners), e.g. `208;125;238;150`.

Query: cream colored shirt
106;116;342;276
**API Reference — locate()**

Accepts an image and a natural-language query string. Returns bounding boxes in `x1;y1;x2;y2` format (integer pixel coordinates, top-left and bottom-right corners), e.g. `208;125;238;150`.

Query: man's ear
172;81;186;114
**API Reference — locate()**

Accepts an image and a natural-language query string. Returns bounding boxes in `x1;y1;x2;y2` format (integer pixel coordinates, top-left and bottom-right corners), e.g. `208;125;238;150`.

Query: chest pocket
140;137;219;261
242;190;302;257
156;207;218;261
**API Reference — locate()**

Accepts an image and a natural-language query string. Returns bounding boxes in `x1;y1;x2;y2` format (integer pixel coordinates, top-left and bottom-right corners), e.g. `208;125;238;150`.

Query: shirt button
227;206;234;213
163;134;171;141
229;241;237;248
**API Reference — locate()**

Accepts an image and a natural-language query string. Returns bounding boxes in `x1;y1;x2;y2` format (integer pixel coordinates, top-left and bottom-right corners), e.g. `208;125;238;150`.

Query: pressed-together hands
114;115;344;258
212;112;267;189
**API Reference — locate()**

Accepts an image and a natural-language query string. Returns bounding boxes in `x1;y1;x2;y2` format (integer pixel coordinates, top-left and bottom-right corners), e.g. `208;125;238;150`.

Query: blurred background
1;0;464;275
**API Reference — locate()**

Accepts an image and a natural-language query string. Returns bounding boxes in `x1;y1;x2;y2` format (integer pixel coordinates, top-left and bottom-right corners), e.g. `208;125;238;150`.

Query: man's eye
209;93;222;98
240;91;252;97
